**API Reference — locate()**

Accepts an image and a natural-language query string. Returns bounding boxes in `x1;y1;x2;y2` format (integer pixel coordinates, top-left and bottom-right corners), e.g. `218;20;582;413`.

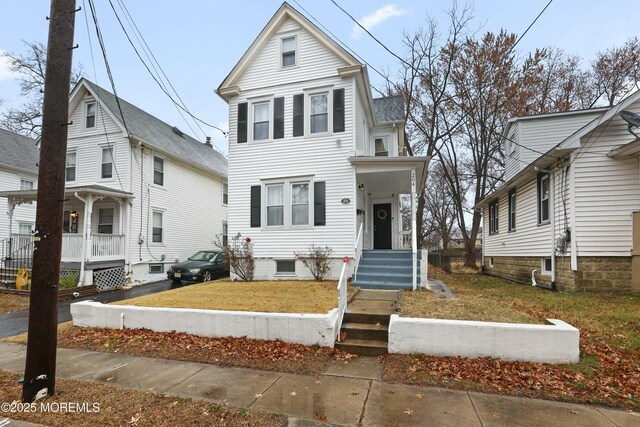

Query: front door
373;203;392;249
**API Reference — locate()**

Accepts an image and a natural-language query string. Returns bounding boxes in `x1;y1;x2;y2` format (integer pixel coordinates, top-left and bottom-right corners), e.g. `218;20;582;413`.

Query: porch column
7;197;15;254
81;195;94;285
411;168;417;291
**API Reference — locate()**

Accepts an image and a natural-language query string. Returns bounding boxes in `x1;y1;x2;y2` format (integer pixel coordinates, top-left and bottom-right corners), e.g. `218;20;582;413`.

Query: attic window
172;126;185;138
86;102;96;128
281;36;296;67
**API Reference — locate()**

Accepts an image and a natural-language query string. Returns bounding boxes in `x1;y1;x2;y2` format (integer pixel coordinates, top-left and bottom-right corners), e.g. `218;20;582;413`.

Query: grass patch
115;280;356;314
0;292;30;314
0;370;286;426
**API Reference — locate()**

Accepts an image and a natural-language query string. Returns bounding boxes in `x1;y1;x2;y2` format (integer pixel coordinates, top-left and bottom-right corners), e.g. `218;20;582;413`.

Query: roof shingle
0;128;39;173
373;95;405;124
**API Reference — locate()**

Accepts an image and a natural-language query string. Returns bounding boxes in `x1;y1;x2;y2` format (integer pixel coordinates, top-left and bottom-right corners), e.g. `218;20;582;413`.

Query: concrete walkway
0;343;637;426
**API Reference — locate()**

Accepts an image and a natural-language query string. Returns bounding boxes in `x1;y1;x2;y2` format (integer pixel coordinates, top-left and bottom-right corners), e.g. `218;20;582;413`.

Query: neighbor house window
281;36;296;67
153;156;164;186
310;93;328;134
266;184;284;226
86;102;96;128
98;208;114;234
374;137;389;156
488;199;499;235
222;220;228;247
223;182;228;205
538;173;550;223
291;182;309;226
101;147;113;179
18;223;33;235
152;211;163;243
508;189;516;232
149;264;164;274
542;257;552;275
20;179;34;204
253;102;270;140
276;260;296;275
66;151;77;182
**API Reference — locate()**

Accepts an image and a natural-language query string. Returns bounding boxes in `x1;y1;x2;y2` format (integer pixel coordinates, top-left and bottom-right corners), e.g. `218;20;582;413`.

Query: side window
152;211;164;243
538;173;550;223
86;102;96;128
66;151;77;182
253;102;270;141
153;156;164;186
374;137;389;156
101;147;113;179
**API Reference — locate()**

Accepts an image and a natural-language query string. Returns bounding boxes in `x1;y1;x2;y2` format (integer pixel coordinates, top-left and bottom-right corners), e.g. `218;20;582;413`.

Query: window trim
66;149;77;183
248;97;273;142
152;154;165;187
17;222;34;235
279;33;299;69
97;207;115;235
19;178;35;205
275;259;296;276
99;145;114;180
372;136;390;156
304;87;333;137
290;181;310;227
508;189;516;232
537;172;550;225
85;101;96;129
265;183;285;227
149;263;164;274
488;199;499;235
262;176;314;230
541;257;552;275
151;209;165;245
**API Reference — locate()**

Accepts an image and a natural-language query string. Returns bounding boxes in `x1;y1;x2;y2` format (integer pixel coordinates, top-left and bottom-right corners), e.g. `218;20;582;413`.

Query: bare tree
1;41;82;139
424;161;458;250
592;37;640;107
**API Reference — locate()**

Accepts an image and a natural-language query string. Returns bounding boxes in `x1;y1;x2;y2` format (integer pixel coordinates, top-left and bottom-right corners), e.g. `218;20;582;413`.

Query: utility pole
22;0;77;402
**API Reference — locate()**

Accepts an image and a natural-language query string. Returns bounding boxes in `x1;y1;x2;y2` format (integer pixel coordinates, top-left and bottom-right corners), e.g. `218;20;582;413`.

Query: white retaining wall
71;301;340;347
388;315;579;363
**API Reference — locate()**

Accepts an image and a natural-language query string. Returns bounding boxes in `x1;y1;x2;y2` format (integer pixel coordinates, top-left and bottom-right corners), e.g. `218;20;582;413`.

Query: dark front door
373;203;392;249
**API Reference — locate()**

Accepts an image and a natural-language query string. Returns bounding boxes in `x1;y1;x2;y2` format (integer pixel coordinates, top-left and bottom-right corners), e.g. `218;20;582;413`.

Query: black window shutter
314;181;326;226
293;94;304;137
274;97;284;139
250;185;261;227
237;102;248;143
333;89;345;133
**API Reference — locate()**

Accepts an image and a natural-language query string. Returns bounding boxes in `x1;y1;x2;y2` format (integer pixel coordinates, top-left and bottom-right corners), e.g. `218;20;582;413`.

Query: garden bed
0;292;30;314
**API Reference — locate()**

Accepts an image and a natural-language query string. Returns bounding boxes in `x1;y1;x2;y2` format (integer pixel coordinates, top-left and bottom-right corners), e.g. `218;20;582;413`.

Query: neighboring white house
477;91;640;292
0;129;39;246
216;3;428;287
0;78;228;286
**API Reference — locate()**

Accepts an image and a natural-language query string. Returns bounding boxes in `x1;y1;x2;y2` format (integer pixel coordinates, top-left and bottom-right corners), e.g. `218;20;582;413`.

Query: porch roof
349;156;430;194
0;184;134;203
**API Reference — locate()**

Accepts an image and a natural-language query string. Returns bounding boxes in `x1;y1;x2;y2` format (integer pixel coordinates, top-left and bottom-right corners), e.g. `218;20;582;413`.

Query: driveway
0;280;186;338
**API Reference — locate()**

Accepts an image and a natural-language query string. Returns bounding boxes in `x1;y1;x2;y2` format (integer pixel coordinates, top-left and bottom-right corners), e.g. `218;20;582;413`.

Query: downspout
74;192;87;285
550;169;557;291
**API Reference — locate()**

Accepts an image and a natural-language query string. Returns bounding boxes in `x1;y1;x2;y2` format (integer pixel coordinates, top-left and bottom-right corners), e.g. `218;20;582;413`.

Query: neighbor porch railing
91;234;125;259
62;233;83;261
335;257;349;342
353;222;364;282
401;231;411;248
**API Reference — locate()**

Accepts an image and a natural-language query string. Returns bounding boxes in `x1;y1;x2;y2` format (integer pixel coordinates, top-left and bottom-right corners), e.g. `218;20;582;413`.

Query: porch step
341;322;388;341
353;250;422;290
351;280;414;290
335;339;388;357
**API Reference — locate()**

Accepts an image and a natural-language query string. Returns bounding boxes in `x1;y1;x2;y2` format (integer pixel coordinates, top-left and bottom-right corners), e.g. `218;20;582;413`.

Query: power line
105;0;228;142
511;0;554;53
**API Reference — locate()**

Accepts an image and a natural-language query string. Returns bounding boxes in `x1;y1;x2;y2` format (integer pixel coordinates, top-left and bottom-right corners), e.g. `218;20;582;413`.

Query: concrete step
356;263;418;274
341;322;388;341
335;339;388;356
355;272;414;284
351;281;413;290
343;311;390;325
355;290;399;301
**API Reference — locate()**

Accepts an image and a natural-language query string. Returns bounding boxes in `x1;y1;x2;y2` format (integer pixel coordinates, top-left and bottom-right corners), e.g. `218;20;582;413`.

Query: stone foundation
483;256;633;292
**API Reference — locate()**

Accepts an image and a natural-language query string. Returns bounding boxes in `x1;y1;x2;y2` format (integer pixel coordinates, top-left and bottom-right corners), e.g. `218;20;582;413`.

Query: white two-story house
0;78;228;287
478;90;640;292
216;3;429;288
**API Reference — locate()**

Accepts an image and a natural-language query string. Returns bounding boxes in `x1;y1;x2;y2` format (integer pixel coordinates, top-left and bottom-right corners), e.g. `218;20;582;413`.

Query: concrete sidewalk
0;343;637;426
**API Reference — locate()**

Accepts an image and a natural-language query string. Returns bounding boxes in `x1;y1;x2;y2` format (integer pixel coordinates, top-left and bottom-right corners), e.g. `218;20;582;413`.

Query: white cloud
0;50;16;81
351;5;406;39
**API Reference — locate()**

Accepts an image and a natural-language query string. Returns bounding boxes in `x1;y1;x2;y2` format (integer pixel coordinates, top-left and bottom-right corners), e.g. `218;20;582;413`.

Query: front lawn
116;280;355;314
0;292;30;314
386;268;640;409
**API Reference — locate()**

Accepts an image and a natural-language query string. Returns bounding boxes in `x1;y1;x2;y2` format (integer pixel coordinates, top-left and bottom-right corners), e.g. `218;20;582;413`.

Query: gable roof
373;95;405;124
217;2;359;97
73;78;227;178
0;128;39;174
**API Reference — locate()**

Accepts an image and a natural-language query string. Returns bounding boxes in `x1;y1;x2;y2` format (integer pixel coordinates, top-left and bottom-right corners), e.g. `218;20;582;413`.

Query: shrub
294;244;332;281
59;271;78;289
217;233;255;281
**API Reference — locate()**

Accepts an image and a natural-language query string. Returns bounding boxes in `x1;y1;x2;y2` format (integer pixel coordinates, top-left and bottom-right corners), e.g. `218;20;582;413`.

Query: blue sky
0;1;637;153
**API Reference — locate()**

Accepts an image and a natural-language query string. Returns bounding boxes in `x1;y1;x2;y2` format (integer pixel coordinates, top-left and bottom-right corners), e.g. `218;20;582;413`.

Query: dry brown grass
0;321;74;345
0;292;30;314
114;280;355;314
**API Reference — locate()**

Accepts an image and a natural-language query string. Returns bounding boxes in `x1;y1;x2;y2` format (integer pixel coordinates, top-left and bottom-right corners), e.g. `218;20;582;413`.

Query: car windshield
188;251;216;261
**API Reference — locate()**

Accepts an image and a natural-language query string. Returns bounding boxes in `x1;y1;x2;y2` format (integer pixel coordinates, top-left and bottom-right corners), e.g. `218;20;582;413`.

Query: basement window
541;258;552;275
149;264;164;274
275;260;296;275
489;257;494;268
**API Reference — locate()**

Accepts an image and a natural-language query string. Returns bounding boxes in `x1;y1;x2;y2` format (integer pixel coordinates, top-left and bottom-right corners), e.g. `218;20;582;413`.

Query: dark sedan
167;250;229;283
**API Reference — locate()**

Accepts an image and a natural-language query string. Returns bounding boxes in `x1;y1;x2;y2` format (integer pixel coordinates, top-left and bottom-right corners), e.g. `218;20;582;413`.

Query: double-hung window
291;183;309;226
281;36;296;67
508;189;516;232
66;151;77;182
20;179;34;204
309;93;328;134
488;199;499;235
98;208;114;234
266;184;284;226
86;102;96;128
538;173;550;223
153;156;164;186
101;147;113;179
152;211;164;243
253;102;270;140
223;182;228;205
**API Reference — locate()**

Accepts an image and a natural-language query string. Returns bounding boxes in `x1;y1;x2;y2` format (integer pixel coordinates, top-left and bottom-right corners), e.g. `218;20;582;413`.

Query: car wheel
172;279;181;284
201;270;212;282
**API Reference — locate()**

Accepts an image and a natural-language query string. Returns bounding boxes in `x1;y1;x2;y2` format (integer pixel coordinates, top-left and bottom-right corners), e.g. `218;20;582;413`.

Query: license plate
174;272;181;278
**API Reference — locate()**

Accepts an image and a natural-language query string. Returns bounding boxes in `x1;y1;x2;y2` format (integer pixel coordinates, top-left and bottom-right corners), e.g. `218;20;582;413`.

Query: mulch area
57;326;356;375
383;330;640;410
0;293;30;314
0;370;286;426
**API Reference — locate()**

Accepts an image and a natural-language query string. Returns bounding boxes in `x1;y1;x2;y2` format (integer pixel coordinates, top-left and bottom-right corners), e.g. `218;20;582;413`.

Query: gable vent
172;126;185;138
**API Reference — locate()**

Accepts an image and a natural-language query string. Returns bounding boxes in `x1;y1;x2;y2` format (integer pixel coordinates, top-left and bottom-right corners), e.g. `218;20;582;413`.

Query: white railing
353;222;364;281
62;233;83;261
91;234;125;259
9;234;33;254
401;231;412;249
335;258;350;342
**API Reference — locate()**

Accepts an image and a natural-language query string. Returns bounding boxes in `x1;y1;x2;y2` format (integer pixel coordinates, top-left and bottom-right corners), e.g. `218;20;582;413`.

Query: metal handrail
335;258;349;342
353;222;364;281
